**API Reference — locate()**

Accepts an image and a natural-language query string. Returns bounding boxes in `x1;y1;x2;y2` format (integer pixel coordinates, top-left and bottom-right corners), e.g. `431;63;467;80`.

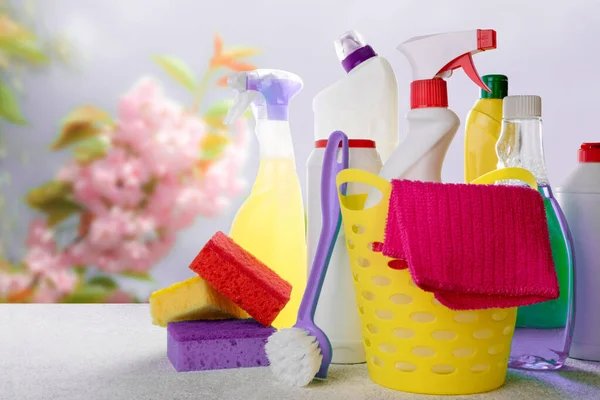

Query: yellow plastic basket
336;168;537;395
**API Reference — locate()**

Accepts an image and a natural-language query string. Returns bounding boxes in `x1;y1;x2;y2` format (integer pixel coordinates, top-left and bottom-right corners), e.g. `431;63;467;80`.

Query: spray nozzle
399;29;496;93
224;69;303;124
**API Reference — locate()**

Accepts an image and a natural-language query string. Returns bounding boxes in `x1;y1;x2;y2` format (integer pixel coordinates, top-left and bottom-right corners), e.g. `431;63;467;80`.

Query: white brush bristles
265;328;323;387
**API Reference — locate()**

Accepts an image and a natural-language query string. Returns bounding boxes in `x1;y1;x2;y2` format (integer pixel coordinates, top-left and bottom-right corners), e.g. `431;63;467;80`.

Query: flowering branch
0;34;259;303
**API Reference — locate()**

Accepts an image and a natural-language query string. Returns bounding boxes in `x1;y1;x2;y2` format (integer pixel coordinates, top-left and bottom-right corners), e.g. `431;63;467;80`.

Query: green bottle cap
480;74;508;99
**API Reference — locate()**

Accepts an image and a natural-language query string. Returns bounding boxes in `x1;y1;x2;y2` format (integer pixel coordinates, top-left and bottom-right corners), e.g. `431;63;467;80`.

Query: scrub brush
265;130;349;387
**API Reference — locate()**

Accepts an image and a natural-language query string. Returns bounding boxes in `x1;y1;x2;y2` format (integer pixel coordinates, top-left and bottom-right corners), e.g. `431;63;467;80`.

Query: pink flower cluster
59;77;248;274
1;77;249;302
0;219;78;303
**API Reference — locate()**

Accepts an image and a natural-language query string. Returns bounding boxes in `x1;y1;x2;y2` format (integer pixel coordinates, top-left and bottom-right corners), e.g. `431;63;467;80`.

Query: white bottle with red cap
556;143;600;361
365;29;497;207
307;139;381;365
308;30;389;364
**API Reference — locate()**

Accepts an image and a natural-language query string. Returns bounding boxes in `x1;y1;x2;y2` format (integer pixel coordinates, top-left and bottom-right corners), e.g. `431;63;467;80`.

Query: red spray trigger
437;53;491;92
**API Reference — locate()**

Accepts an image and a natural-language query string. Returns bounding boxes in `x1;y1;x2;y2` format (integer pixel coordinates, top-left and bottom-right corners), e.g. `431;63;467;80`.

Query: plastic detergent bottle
313;30;398;164
464;74;508;183
224;69;307;329
365;29;497;208
308;30;393;364
556;143;600;361
308;137;381;364
496;95;575;370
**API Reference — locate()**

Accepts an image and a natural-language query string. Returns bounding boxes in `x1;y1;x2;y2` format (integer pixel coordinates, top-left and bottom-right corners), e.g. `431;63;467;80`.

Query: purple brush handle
295;130;348;379
297;130;348;322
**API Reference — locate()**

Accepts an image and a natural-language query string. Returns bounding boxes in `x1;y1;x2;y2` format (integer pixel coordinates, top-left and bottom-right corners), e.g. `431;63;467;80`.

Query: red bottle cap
578;143;600;163
315;139;375;148
410;78;448;109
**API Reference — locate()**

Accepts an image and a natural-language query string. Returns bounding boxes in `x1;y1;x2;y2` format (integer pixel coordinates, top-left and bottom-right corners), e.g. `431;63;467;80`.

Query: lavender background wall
3;0;598;299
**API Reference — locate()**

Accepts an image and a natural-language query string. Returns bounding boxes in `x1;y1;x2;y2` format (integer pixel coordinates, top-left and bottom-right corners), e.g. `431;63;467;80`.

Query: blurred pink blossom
7;76;250;303
13;219;79;302
0;272;32;300
67;78;249;275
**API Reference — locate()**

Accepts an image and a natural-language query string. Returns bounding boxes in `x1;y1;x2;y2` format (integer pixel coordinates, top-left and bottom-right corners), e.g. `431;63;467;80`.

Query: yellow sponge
150;276;248;327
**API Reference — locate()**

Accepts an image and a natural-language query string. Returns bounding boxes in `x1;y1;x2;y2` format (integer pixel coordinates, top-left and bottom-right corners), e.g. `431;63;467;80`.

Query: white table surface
1;304;599;400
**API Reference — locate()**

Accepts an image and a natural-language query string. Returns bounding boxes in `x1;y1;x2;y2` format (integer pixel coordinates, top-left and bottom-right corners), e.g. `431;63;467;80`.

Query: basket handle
336;169;392;210
470;167;538;190
336;169;392;195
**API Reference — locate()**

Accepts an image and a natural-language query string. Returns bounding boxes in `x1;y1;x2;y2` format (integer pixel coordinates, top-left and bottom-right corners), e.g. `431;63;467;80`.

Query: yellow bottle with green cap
464;74;508;183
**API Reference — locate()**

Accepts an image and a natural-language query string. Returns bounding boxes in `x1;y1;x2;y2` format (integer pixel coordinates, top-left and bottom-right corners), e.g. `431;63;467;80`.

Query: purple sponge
167;318;275;372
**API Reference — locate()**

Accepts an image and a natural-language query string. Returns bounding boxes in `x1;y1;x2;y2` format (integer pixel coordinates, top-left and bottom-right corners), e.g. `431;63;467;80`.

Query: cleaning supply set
146;26;583;397
308;30;386;364
334;28;564;395
556;143;600;361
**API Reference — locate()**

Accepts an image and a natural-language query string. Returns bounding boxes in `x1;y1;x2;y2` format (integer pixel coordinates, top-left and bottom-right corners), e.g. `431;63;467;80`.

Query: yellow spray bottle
224;69;307;329
464;74;508;182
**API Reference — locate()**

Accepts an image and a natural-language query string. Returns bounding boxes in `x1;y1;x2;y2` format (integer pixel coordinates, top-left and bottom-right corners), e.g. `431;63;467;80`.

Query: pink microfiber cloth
382;179;559;310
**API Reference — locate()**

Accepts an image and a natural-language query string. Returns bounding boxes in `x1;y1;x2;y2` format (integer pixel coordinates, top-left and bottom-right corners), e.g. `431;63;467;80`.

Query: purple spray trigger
294;130;349;380
246;72;303;121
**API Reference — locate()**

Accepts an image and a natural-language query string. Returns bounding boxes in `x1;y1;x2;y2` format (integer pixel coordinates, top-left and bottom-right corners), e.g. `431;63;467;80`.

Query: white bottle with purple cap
313;30;398;164
308;30;394;364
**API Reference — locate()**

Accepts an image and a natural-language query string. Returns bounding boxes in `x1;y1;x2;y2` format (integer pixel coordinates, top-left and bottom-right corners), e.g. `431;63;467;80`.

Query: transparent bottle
496;95;575;370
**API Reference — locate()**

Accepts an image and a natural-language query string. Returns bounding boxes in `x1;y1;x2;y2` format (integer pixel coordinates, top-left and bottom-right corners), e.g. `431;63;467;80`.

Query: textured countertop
1;304;599;400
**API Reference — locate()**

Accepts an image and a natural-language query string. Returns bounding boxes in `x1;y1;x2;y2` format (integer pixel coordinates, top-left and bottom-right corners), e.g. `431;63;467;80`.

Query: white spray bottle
366;29;497;207
224;69;307;329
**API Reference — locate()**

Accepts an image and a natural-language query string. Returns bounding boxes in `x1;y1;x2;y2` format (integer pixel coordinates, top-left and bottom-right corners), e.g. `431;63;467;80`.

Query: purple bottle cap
335;30;377;73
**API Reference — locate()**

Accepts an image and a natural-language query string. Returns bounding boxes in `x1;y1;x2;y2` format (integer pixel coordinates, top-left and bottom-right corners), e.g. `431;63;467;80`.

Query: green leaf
87;275;118;290
51;120;105;150
61;105;113;126
25;181;71;210
74;265;87;279
0;38;48;64
118;271;155;282
0;80;26;124
26;181;71;209
63;284;113;303
25;181;83;226
51;106;113;151
0;259;26;273
152;55;197;91
73;137;109;163
44;198;84;226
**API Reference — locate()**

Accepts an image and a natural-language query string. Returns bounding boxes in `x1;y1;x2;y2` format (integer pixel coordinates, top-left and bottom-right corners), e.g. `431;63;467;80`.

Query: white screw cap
503;95;542;119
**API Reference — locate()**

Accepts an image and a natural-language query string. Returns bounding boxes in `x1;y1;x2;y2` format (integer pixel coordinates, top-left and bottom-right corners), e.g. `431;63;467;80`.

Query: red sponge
189;231;292;327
